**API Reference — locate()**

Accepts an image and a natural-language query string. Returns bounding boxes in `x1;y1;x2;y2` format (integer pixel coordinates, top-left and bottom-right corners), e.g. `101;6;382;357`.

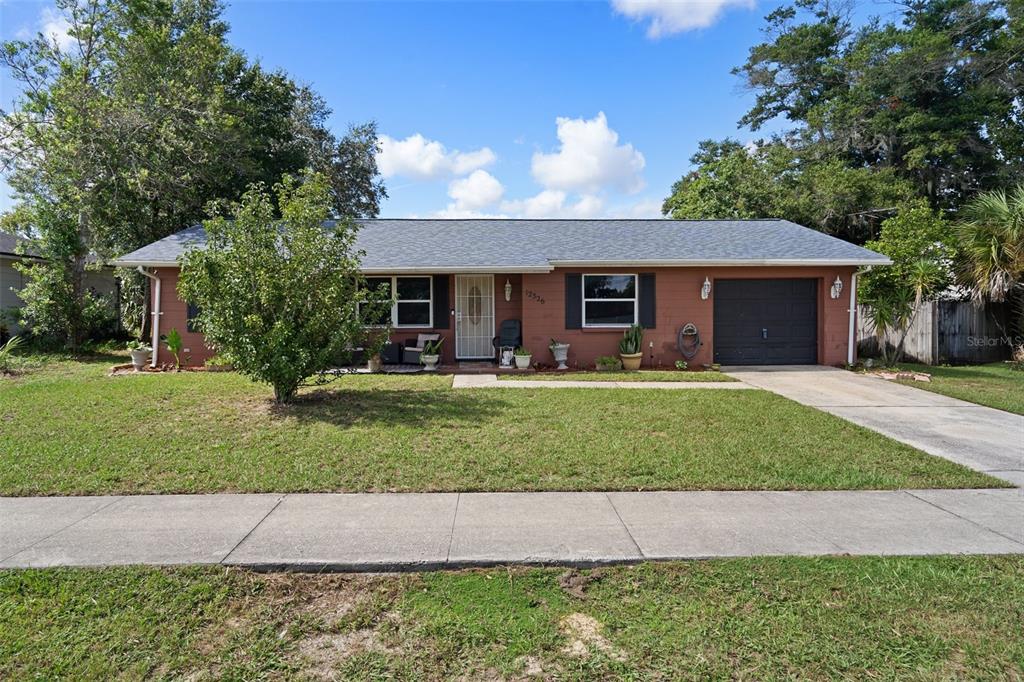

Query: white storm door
455;275;495;359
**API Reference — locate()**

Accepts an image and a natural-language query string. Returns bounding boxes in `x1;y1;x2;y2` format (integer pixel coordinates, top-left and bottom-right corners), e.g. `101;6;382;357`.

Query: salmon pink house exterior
114;219;890;369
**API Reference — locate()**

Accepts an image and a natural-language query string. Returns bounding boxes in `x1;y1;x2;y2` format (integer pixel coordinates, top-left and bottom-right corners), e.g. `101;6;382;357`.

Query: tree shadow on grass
269;387;512;430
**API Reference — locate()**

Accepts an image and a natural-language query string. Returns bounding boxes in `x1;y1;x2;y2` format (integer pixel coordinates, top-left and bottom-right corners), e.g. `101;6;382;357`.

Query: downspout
137;267;161;368
847;267;871;366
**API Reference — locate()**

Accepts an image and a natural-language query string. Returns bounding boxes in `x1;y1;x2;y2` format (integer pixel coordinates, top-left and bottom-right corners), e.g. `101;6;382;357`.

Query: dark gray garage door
713;279;818;365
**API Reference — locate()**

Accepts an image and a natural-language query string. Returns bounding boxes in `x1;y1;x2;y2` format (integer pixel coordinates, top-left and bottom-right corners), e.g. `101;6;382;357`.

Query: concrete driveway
725;366;1024;486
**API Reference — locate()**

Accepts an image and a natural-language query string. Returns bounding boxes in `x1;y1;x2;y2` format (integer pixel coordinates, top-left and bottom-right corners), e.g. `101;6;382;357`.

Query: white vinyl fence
857;300;1013;365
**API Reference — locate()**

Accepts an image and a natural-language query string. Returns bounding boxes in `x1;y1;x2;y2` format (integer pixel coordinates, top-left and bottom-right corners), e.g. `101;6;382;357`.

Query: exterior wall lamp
700;277;711;301
504;278;512;302
830;276;843;300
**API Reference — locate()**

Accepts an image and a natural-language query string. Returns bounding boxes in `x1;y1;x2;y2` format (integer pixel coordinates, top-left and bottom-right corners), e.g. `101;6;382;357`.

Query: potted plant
513;346;532;369
127;339;151;370
618;323;644;370
549;338;570;370
420;337;443;371
595;355;621;372
363;328;389;372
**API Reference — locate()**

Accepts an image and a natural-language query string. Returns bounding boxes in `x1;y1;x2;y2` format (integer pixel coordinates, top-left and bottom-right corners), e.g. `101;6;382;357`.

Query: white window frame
362;275;434;329
582;273;638;328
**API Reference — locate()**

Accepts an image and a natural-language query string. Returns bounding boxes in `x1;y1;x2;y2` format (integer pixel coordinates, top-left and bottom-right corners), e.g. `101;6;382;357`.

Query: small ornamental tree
178;171;389;403
859;202;952;365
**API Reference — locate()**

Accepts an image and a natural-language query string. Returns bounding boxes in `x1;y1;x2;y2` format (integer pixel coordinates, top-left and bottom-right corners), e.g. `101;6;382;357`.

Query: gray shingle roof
0;231;42;258
113;219;890;270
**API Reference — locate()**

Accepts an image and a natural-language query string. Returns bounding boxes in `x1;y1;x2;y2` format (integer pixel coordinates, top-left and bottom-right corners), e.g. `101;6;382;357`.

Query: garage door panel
714;278;818;365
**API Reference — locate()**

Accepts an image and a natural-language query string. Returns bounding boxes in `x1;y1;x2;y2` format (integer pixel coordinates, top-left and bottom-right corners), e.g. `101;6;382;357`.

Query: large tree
1;0;385;345
665;0;1022;239
662;138;915;242
734;0;1022;208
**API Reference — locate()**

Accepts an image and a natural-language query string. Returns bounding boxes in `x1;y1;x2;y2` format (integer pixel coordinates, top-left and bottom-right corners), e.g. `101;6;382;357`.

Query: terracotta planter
620;352;642;371
514;354;532;369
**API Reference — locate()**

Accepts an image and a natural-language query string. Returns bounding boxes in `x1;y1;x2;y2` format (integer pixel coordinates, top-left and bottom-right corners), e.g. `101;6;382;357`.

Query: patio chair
492;319;523;356
402;333;441;365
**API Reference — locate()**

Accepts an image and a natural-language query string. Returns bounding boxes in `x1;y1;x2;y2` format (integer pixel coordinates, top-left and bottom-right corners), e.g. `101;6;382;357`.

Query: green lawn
895;362;1024;414
0;352;999;495
499;370;736;382
3;558;1022;679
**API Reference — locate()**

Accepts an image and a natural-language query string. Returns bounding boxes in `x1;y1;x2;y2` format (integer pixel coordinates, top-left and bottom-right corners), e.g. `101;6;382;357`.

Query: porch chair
492;319;523;359
402;333;442;365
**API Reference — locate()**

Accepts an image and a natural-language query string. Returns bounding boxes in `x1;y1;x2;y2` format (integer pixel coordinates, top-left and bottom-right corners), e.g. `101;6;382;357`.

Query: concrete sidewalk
724;366;1024;486
3;489;1022;570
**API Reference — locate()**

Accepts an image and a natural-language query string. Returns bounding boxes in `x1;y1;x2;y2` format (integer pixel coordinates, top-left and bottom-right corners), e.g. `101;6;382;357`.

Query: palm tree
956;185;1024;337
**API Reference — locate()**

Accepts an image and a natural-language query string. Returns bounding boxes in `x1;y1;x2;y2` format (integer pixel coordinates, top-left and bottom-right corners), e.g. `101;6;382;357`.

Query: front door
455;275;495;359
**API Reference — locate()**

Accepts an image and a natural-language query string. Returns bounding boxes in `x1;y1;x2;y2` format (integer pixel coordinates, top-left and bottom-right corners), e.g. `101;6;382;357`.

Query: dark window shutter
565;273;582;329
639;273;656;328
432;275;449;329
186;302;201;333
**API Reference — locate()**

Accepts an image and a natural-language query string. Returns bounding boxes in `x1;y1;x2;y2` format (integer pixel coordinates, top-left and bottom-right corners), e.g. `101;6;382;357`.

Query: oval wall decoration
468;285;482;324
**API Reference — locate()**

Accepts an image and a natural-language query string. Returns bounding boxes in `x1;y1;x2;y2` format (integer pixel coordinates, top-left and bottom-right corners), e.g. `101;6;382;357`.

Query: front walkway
2;489;1021;570
452;374;752;389
725;366;1024;486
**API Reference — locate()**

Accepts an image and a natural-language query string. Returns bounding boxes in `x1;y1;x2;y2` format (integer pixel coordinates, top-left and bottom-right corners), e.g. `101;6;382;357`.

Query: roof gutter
548;258;892;267
137;267;161;368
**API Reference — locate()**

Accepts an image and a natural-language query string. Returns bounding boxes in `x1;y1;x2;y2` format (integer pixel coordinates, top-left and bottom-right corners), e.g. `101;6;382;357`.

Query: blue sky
1;0;798;218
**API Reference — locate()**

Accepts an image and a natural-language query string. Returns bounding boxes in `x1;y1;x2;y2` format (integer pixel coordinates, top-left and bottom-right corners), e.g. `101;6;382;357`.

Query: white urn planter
514;353;532;369
129;348;151;371
549;342;570;370
421;354;440;371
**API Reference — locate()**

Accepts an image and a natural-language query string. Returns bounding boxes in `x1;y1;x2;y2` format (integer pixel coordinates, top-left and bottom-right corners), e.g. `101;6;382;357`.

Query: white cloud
377;133;495;180
446;170;505;211
611;0;756;38
40;7;75;52
500;190;606;219
606;197;664;218
531;112;645;195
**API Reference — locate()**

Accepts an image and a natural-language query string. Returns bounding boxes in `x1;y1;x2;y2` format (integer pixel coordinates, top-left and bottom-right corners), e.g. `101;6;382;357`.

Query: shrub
0;335;24;374
163;328;184;370
178;172;389;403
595;355;622;370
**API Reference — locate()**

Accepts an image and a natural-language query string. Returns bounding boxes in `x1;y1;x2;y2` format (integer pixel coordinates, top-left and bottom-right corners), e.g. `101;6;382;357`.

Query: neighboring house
113;219;890;368
0;231;120;335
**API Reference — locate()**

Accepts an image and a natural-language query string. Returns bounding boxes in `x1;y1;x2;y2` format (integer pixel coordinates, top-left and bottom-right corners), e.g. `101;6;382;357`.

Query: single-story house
1;231;119;336
113;219;890;369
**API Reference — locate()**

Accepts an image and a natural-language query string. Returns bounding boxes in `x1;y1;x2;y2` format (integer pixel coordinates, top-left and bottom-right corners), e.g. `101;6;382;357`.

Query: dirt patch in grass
559;612;627;662
558;569;602;599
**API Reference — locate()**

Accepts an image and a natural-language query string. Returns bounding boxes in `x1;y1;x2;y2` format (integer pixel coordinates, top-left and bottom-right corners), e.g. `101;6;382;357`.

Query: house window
583;274;637;327
362;276;433;328
395;276;432;327
361;277;393;326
